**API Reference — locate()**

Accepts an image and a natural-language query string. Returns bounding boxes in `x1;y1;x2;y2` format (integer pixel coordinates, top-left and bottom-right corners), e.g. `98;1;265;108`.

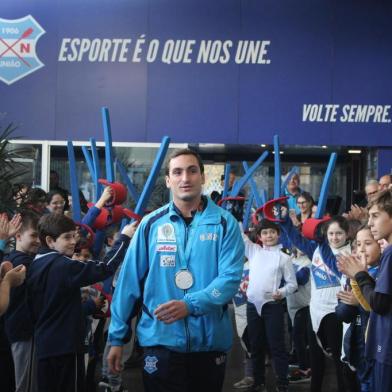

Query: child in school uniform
27;213;137;392
0;212;24;392
336;225;380;392
4;210;40;392
338;190;392;392
242;219;297;392
278;212;351;392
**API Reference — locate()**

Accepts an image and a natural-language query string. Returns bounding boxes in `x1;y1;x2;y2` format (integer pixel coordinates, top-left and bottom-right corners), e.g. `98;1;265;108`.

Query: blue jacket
336;266;378;375
27;234;130;359
109;198;245;353
284;188;301;214
4;251;35;343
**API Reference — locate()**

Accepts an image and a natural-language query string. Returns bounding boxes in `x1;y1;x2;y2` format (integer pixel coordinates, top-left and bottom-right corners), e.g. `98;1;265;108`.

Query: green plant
0;123;31;214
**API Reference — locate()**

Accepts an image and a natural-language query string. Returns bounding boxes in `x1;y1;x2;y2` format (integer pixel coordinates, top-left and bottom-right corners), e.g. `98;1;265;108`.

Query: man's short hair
255;219;280;235
379;174;392;181
38;213;76;246
366;179;379;187
18;210;40;233
367;189;392;217
165;149;204;176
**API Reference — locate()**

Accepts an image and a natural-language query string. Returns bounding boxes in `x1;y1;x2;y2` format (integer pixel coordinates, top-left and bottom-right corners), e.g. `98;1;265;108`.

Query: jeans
246;301;289;387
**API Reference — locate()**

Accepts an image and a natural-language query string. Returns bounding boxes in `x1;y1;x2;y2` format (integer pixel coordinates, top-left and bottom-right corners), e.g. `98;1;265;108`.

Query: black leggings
293;306;310;371
309;312;345;392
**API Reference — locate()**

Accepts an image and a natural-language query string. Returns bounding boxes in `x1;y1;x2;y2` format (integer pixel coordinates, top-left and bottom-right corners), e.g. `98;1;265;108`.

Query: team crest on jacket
0;15;45;85
157;223;176;242
144;356;158;374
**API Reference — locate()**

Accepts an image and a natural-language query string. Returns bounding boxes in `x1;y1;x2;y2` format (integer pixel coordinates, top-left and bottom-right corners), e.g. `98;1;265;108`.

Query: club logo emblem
144;356;158;374
157;223;176;242
0;15;45;85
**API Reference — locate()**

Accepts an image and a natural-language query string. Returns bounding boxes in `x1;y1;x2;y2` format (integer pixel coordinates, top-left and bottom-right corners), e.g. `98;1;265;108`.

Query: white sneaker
233;376;255;389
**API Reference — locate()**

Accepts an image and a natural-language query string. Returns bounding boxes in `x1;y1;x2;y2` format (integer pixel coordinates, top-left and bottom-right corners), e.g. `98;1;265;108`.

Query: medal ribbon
173;211;202;271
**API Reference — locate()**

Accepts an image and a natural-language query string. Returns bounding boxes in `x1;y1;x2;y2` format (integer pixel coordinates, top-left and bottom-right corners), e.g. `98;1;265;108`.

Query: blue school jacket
27;234;130;359
5;251;35;343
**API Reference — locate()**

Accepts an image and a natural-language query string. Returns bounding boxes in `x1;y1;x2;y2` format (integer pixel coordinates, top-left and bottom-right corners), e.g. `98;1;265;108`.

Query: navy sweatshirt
27;234;130;359
4;250;35;343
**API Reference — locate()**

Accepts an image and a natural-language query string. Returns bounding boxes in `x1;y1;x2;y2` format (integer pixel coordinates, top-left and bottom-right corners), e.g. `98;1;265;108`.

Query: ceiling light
199;143;225;148
348;149;362;154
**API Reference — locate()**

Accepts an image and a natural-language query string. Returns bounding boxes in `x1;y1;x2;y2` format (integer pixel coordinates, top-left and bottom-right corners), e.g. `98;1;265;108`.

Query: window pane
6;142;42;187
50;144;174;213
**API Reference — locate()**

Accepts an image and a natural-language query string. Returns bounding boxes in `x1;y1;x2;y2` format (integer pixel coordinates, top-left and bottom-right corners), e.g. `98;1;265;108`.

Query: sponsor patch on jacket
157;223;176;242
160;255;176;267
156;244;177;253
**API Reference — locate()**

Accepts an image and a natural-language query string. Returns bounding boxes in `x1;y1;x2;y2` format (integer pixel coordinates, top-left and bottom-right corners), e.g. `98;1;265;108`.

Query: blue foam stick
101;107;115;183
242;193;254;230
115;159;140;203
90;138;102;200
242;161;263;208
67;141;82;222
315;153;337;219
222;164;231;199
133;136;170;217
219;164;230;209
81;146;95;183
273;135;281;199
220;164;232;209
260;189;267;206
230;151;269;197
281;166;300;195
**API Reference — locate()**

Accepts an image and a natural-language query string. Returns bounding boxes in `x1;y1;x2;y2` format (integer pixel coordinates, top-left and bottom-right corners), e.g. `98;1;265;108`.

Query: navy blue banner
0;0;391;145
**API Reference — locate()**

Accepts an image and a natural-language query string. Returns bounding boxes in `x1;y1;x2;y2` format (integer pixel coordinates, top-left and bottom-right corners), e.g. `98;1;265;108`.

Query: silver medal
175;270;194;290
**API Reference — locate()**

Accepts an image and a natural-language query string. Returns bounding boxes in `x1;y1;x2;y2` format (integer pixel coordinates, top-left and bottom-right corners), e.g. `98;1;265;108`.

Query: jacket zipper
184;289;190;352
183;222;191;352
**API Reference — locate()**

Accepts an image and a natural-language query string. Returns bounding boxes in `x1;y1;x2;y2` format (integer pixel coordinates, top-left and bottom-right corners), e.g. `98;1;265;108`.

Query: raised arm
280;218;317;259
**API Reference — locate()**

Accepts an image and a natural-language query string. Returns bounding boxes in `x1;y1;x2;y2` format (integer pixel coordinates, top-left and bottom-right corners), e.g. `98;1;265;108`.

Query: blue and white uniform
109;197;244;353
280;218;350;333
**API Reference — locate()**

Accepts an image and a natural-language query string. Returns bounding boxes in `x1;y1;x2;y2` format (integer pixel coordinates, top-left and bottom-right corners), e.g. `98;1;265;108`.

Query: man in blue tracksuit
108;149;244;392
